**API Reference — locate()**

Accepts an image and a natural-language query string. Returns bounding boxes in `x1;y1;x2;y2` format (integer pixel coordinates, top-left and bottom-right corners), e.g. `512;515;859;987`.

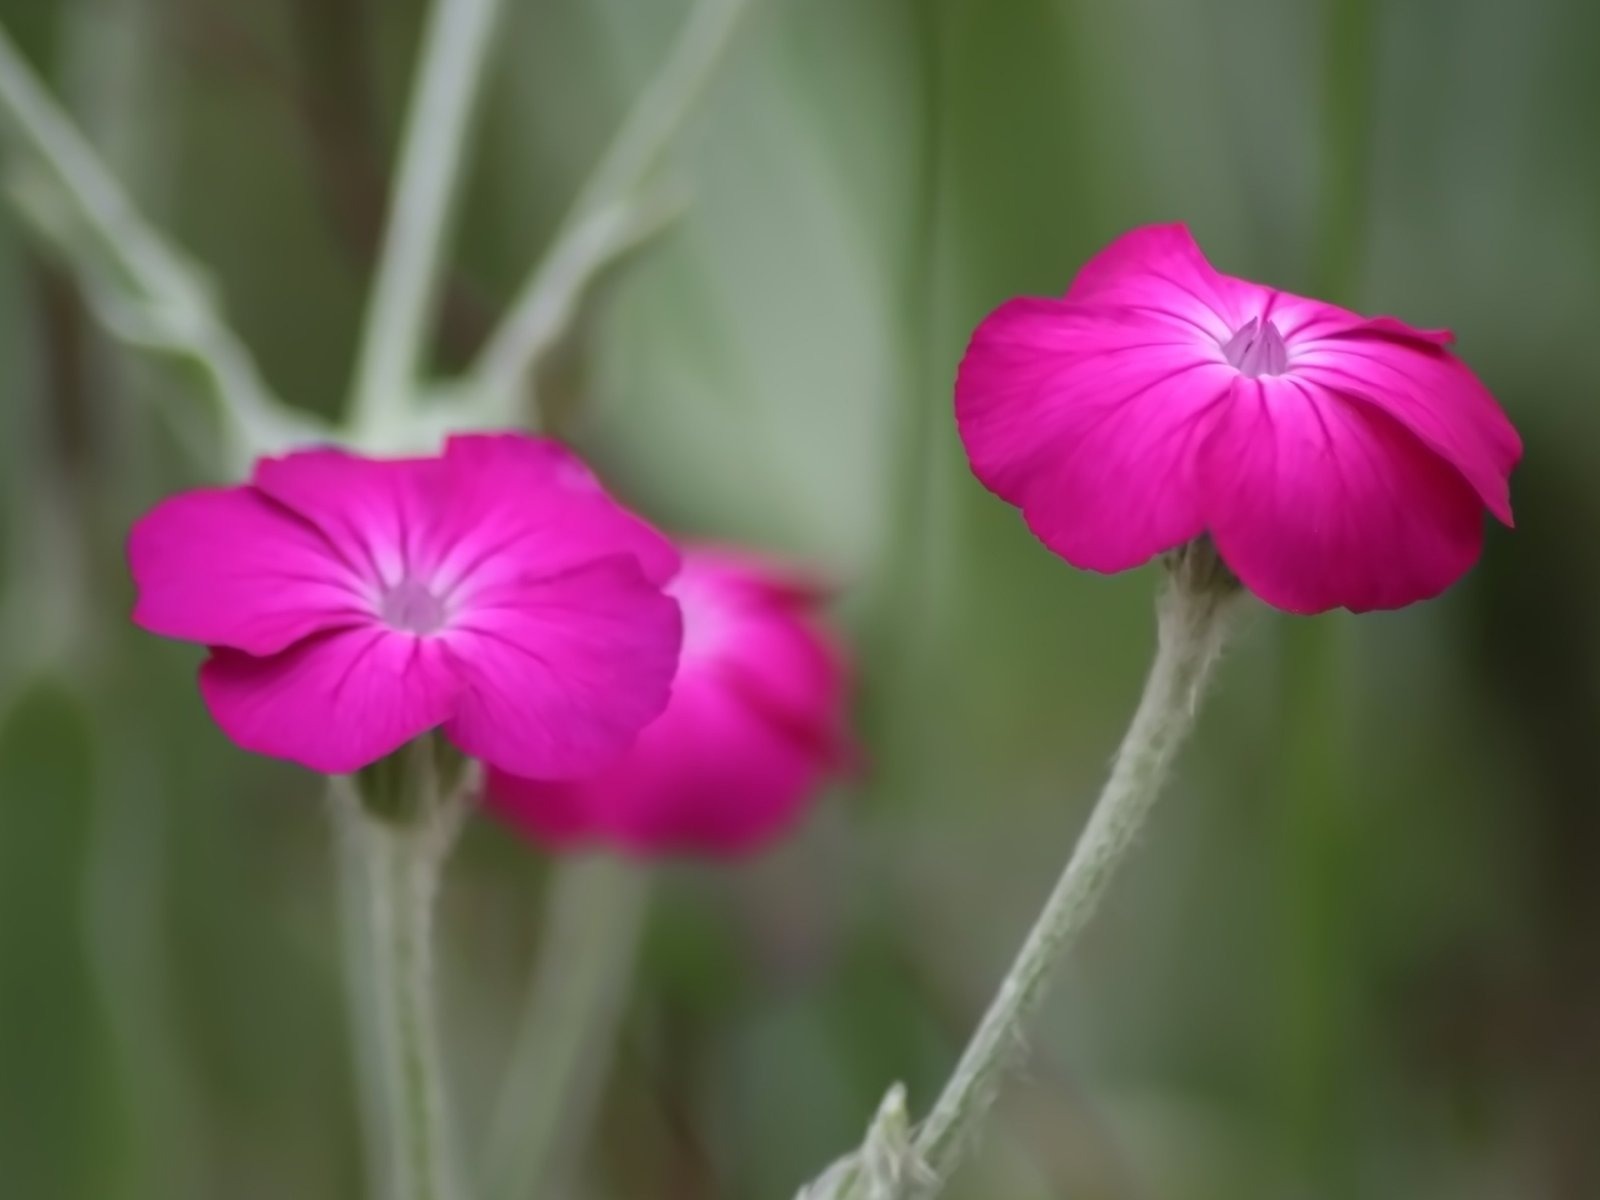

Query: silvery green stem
71;2;209;1190
463;0;752;421
482;854;650;1200
349;0;504;442
335;754;471;1200
366;817;454;1200
807;550;1245;1200
798;1086;926;1200
910;556;1243;1194
0;21;316;471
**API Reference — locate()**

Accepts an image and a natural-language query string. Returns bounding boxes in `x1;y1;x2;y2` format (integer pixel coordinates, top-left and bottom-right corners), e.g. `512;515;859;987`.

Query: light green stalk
482;855;651;1200
347;0;506;443
804;550;1246;1199
0;20;316;473
335;756;473;1200
462;0;754;423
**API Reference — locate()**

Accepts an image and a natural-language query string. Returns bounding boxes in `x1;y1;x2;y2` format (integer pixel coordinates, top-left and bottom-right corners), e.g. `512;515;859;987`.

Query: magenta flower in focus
486;547;852;857
956;223;1522;613
128;434;683;776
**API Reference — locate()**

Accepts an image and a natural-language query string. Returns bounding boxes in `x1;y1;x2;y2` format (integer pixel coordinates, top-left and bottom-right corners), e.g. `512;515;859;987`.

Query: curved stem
349;0;504;441
335;769;464;1200
482;854;650;1200
0;20;316;470
907;564;1244;1194
463;0;752;419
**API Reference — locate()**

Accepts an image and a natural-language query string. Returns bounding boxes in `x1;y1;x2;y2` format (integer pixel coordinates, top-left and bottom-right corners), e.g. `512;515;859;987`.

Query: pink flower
128;434;683;776
955;224;1522;613
486;547;852;857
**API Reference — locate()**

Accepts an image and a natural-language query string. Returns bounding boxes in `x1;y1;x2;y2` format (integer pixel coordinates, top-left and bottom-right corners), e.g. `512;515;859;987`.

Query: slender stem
567;0;748;221
907;566;1244;1194
1273;0;1376;1188
0;20;315;470
374;818;453;1200
335;766;464;1200
482;854;651;1200
863;0;949;806
1309;0;1377;303
462;0;752;420
70;0;209;1190
348;0;504;441
461;193;683;428
335;782;391;1199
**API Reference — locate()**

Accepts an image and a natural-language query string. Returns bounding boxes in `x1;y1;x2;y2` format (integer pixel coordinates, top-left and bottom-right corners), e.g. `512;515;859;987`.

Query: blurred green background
1;0;1595;1197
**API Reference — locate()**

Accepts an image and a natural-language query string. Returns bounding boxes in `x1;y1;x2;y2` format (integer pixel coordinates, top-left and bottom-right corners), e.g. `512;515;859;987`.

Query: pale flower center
1220;316;1290;378
379;578;449;634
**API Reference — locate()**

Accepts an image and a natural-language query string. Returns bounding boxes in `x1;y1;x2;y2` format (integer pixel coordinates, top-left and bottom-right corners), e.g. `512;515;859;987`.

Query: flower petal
1202;378;1486;613
441;557;683;779
431;434;679;597
251;447;443;590
669;544;836;610
129;487;367;655
1293;332;1521;523
199;628;460;773
486;671;833;857
672;548;851;765
1065;223;1266;341
484;545;850;857
956;298;1235;573
715;607;849;758
1353;315;1455;347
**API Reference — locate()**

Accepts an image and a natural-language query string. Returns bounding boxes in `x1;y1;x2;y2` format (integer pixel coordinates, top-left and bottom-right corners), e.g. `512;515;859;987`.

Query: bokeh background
2;0;1597;1197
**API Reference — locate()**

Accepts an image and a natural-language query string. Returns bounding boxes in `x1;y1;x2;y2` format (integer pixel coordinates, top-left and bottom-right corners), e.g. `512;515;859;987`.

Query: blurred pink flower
486;547;852;857
128;434;682;776
955;223;1522;613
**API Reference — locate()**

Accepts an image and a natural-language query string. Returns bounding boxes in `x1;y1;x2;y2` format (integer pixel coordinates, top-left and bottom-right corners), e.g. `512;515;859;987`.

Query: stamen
379;579;449;634
1221;317;1290;377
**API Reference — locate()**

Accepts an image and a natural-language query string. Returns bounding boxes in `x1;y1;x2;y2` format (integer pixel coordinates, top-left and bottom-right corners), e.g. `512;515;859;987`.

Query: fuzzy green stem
335;759;466;1200
799;557;1246;1200
0;20;315;471
482;854;650;1200
348;0;504;441
462;0;752;422
909;567;1241;1190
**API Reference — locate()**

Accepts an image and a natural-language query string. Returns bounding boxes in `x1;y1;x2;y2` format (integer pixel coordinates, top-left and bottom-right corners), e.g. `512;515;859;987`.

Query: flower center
1220;317;1290;377
379;579;449;634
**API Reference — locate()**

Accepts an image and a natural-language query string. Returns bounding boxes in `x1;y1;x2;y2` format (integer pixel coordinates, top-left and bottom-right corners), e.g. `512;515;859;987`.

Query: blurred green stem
911;564;1241;1193
482;854;650;1200
1275;615;1354;1184
0;20;314;472
462;0;752;423
349;0;504;442
335;757;469;1200
869;0;949;786
813;556;1245;1199
1310;0;1377;302
66;0;209;1190
1275;0;1377;1190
